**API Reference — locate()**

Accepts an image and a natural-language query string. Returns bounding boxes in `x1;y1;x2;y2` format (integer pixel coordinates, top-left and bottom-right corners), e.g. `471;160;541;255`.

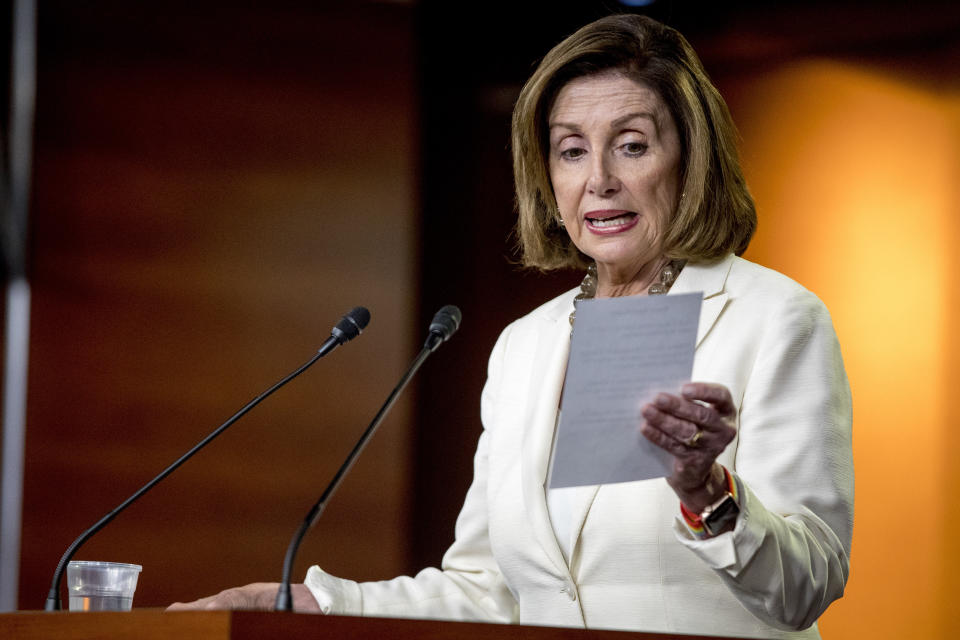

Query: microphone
330;306;370;347
44;306;370;611
424;304;461;352
274;305;462;611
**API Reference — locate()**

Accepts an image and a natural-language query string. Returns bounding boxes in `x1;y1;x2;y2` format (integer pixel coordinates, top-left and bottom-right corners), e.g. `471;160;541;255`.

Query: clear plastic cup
66;561;142;611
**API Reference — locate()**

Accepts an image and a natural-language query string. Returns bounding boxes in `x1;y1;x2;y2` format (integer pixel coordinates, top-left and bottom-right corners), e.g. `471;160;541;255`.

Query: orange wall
723;61;959;637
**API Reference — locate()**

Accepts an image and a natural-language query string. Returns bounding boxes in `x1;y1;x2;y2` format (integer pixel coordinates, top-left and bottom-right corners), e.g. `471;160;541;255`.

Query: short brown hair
511;14;756;270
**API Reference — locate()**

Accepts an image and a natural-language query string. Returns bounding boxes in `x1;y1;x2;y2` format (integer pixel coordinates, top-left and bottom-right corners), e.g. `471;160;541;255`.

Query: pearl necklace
569;259;686;328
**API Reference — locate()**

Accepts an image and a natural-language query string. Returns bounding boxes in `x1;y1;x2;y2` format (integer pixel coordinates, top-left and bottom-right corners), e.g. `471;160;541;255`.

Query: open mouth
585;211;638;231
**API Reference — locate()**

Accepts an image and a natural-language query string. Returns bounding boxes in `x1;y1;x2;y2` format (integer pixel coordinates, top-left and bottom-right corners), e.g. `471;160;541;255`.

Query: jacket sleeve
304;328;519;622
674;291;853;631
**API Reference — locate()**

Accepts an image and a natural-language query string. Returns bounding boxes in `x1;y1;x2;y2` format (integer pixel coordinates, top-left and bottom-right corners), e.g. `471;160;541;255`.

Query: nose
586;155;620;196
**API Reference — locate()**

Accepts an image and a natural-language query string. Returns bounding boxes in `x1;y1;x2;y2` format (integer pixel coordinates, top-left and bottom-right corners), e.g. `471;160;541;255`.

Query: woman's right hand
166;582;321;612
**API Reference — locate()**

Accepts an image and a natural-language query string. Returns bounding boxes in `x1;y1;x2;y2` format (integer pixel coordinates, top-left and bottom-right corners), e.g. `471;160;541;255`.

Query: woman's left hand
166;583;321;612
640;382;737;513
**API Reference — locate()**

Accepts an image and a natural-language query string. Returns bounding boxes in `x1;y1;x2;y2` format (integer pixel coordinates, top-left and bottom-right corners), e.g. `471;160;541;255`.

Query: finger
641;408;726;492
167;595;219;611
651;394;734;443
213;588;256;609
642;402;701;444
652;393;723;432
166;585;275;612
680;382;736;418
642;403;725;453
639;411;692;456
218;584;278;610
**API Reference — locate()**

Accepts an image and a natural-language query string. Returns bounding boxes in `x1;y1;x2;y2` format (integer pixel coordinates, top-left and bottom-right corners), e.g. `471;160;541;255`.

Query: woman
171;14;852;638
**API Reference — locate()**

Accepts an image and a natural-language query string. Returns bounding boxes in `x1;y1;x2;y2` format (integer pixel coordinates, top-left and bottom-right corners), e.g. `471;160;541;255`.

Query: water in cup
67;561;142;612
69;594;133;611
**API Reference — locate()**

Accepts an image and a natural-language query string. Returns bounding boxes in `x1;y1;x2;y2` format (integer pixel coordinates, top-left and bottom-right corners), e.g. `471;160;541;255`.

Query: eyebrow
613;111;659;130
549;111;660;134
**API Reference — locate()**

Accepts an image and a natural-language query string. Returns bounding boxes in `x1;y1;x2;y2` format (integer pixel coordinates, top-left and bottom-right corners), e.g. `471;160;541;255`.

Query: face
548;72;682;283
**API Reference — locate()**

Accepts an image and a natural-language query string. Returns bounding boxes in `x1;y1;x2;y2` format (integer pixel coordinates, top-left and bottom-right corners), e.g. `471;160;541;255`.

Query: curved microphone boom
275;305;462;611
44;306;370;611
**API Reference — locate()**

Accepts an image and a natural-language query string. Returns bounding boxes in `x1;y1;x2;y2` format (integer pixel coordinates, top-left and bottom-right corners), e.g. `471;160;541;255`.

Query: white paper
548;292;701;488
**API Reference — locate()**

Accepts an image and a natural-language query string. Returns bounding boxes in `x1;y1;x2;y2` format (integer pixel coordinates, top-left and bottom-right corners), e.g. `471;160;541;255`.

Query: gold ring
685;429;703;448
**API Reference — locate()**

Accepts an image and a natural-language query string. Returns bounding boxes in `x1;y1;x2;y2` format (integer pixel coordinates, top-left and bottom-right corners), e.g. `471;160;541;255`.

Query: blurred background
0;0;957;637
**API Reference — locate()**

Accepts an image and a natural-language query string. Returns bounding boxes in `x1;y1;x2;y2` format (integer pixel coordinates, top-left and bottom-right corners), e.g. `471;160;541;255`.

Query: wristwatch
680;466;741;538
700;490;740;536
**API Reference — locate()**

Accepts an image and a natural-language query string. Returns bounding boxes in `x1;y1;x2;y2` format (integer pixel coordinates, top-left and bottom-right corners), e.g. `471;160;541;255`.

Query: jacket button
561;583;577;601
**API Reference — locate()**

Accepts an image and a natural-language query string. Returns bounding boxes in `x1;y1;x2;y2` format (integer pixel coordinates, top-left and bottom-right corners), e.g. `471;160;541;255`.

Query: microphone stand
45;306;369;611
274;307;460;611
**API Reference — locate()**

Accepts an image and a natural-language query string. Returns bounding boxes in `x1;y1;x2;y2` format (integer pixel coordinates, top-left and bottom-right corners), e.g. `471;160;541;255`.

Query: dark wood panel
0;610;752;640
20;1;418;609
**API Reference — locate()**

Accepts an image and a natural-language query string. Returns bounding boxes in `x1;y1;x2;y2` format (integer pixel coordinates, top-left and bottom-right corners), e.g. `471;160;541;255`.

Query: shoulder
725;256;812;296
724;256;831;319
716;258;842;360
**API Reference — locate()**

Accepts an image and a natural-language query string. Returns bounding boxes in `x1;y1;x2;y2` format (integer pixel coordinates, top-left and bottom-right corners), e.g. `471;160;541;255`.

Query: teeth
589;214;633;228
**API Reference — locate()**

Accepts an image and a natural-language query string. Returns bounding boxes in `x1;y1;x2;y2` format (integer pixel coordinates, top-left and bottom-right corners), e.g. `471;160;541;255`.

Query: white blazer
306;255;853;639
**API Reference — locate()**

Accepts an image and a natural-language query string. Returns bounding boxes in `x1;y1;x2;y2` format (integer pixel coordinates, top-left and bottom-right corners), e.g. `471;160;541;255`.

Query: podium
0;610;751;639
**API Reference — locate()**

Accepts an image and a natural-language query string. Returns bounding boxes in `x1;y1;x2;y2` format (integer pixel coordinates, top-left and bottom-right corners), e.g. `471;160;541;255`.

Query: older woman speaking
171;14;853;639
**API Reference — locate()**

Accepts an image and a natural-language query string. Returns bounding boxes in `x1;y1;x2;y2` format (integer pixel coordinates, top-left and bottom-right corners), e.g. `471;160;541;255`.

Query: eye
560;147;586;160
622;141;648;156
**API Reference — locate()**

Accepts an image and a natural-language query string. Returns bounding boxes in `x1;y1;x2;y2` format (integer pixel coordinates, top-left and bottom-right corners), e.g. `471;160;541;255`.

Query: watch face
704;495;740;535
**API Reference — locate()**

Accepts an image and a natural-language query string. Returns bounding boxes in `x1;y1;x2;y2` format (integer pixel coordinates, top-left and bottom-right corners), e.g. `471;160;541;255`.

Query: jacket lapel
520;302;575;575
670;254;734;347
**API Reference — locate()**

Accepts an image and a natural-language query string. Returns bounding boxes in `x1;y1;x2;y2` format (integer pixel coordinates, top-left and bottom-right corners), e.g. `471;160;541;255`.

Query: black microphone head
331;306;370;345
426;305;461;351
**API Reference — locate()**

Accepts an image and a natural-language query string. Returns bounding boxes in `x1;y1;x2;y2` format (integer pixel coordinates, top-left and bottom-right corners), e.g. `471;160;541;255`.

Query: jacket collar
670;254;734;347
539;254;735;343
669;253;734;299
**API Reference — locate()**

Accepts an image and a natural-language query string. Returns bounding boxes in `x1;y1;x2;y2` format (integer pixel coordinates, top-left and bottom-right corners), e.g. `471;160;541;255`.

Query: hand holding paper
548;292;702;489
